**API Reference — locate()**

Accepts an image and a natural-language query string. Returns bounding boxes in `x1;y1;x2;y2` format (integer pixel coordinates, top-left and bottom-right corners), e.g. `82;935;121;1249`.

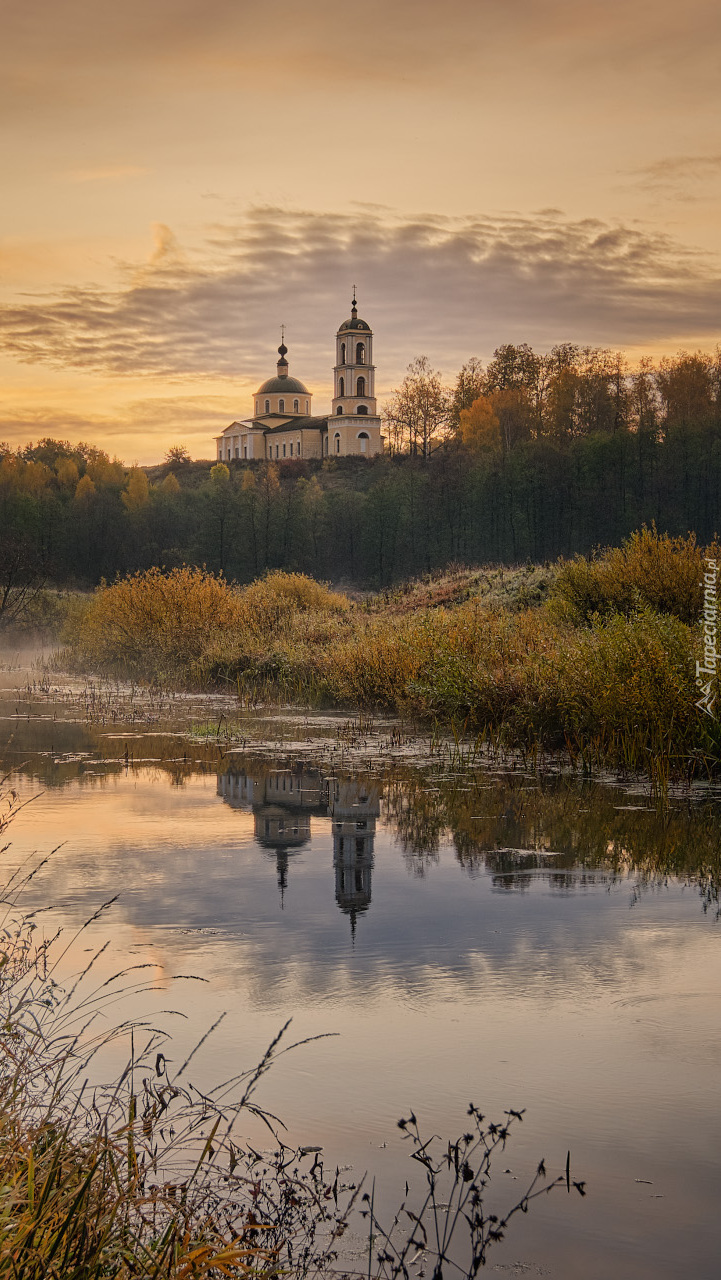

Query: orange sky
2;0;720;463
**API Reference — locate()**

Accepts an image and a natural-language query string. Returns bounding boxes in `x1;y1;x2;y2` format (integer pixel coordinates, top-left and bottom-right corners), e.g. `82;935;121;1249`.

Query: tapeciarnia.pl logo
696;558;718;717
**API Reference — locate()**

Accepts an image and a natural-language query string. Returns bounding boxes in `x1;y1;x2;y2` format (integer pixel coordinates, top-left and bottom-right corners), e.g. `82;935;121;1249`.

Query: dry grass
61;532;721;778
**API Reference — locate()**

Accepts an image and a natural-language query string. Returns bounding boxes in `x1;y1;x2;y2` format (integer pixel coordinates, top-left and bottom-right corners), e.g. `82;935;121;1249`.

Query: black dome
339;316;371;331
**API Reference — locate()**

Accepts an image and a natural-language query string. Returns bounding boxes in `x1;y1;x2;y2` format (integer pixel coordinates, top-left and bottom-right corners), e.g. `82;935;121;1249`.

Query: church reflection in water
217;767;380;928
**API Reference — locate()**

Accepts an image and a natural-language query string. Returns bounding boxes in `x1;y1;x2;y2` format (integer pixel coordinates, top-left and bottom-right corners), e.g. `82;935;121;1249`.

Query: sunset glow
2;0;720;462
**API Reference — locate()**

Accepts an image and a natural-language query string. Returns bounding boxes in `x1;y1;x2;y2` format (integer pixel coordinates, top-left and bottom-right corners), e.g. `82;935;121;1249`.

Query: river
2;639;720;1279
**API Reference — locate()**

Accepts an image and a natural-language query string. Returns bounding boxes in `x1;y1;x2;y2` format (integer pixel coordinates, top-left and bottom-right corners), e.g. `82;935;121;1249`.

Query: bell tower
332;291;377;417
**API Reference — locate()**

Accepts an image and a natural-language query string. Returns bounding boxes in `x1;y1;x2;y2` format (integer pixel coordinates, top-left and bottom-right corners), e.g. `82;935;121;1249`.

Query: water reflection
218;766;380;927
3;678;721;1278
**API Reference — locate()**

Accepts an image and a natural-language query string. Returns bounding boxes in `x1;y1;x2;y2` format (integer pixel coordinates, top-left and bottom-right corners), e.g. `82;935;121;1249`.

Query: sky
1;0;720;463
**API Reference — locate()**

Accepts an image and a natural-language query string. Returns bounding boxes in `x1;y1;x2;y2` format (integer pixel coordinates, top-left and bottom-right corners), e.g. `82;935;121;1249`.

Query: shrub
68;566;245;678
551;526;715;625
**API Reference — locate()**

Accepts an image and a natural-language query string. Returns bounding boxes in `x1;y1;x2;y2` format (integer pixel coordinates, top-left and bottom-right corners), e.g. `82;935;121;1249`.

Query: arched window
265;399;270;413
356;342;365;364
305;399;309;413
339;377;345;396
357;404;368;415
358;430;369;454
356;375;365;396
336;405;343;415
293;398;299;412
255;400;260;414
297;439;301;455
278;399;284;412
340;342;346;364
334;432;341;454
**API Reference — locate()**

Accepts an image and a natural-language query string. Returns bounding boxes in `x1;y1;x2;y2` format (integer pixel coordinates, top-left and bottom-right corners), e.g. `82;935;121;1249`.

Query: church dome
338;293;371;333
256;373;310;395
339;316;370;331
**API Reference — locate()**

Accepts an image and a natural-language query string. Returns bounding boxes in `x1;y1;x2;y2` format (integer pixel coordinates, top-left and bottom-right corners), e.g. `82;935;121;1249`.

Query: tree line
2;344;721;612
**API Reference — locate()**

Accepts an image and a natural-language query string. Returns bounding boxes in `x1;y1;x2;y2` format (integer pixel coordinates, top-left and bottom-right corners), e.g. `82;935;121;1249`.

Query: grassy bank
61;530;721;781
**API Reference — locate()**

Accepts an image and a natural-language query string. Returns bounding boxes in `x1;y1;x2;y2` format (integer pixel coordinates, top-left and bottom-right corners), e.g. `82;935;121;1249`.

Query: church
215;295;384;462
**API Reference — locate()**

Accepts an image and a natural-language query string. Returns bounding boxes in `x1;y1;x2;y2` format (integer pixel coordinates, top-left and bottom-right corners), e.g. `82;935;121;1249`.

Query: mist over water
2;655;721;1279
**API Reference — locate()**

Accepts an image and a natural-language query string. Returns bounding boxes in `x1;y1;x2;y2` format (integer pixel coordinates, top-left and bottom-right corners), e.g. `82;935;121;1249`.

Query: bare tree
383;357;451;459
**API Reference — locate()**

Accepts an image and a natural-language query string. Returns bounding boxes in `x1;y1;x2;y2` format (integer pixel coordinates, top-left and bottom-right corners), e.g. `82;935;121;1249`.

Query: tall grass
61;531;721;779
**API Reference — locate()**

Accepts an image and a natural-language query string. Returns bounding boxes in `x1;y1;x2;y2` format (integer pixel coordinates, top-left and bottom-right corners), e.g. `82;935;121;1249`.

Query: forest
2;343;721;612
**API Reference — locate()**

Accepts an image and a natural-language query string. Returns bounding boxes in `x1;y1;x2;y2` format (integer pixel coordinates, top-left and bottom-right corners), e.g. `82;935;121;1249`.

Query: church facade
215;296;384;463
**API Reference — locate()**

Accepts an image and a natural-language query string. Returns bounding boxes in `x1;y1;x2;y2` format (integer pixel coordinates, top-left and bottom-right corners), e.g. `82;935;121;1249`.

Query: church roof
338;316;371;332
262;415;329;435
256;374;311;395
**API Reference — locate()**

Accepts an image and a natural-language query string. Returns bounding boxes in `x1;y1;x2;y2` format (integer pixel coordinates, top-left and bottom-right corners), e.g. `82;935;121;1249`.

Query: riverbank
56;529;720;783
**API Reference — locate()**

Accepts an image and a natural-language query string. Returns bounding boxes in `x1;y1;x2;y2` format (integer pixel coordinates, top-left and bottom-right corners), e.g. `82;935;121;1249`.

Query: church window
305;399;309;413
244;445;248;458
283;443;286;457
276;444;279;458
358;430;369;453
265;399;270;413
289;442;293;456
356;342;365;364
256;400;260;414
340;342;346;364
356;375;365;396
293;398;299;411
357;405;368;415
279;399;284;412
336;405;343;415
235;446;239;458
297;439;301;455
334;432;341;454
339;377;345;396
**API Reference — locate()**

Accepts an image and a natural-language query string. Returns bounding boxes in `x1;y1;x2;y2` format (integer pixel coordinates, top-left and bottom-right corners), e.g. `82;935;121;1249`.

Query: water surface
2;650;720;1279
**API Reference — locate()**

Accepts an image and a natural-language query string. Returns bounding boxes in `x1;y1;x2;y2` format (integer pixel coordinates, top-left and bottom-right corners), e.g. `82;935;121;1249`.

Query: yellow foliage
55;457;79;489
459;397;501;451
210;462;230;484
160;472;181;494
122;467;150;510
74;474;96;503
75;567;245;675
86;456;125;488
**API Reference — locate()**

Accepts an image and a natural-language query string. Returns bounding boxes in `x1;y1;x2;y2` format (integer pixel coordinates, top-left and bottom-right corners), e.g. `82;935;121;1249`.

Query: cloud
629;153;721;194
3;0;720;116
1;206;720;393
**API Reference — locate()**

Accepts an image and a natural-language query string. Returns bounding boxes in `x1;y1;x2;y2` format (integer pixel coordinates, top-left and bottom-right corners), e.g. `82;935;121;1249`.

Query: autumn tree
383;357;450;459
459;397;501;452
449;357;485;429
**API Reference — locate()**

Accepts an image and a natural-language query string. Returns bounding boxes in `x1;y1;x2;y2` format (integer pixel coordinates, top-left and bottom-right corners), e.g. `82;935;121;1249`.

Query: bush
551;526;715;625
67;566;245;678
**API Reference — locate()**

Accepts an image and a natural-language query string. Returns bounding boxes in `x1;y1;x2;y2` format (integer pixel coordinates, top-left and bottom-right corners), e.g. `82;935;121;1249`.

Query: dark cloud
1;207;719;393
630;153;721;192
3;0;720;112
